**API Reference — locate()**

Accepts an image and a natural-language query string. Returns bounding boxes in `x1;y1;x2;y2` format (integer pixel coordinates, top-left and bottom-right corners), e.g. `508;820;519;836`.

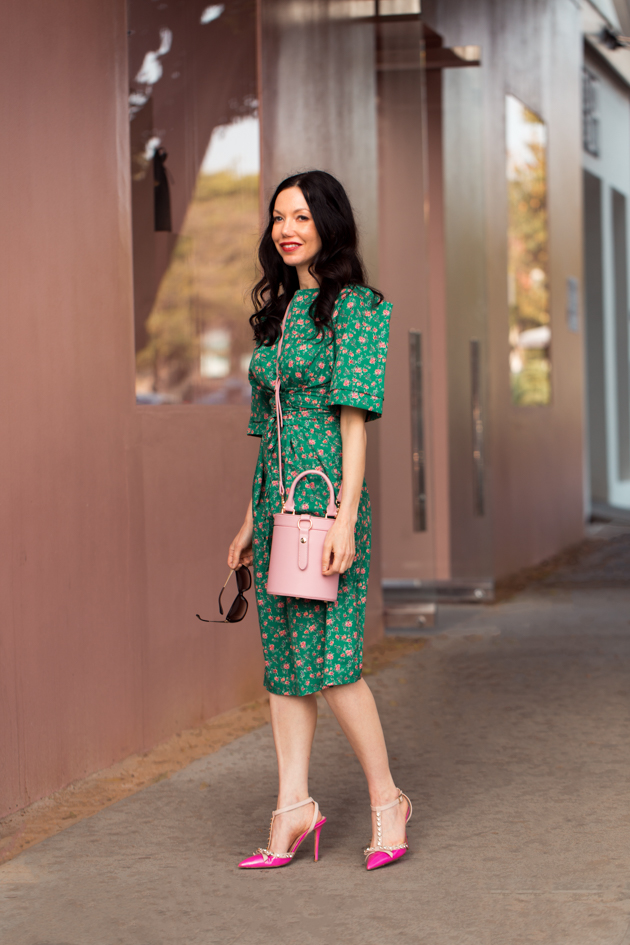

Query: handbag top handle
283;469;338;518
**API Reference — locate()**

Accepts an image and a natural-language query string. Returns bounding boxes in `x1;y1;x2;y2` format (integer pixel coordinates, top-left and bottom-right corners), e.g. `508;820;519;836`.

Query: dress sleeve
247;377;270;437
327;287;392;422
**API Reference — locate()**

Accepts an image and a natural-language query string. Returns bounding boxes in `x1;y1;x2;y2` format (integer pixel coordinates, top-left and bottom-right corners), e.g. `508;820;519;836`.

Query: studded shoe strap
257;797;318;860
363;841;409;859
367;790;412;857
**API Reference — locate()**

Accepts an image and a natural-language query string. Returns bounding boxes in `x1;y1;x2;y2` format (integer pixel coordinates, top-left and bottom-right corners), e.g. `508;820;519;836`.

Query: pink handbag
266;303;340;603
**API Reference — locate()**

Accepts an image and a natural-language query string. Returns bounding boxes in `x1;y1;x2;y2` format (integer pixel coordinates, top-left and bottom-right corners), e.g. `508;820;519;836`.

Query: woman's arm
228;498;254;570
322;405;367;575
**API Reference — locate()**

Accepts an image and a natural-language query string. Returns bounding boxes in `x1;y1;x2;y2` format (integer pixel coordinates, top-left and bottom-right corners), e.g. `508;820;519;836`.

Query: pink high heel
238;797;326;869
364;789;412;871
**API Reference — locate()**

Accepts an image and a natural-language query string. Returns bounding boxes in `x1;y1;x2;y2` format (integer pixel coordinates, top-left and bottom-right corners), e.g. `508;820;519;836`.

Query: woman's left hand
322;513;356;575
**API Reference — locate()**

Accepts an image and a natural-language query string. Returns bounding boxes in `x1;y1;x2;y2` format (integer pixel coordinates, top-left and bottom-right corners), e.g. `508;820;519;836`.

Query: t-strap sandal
238;797;327;869
364;789;412;871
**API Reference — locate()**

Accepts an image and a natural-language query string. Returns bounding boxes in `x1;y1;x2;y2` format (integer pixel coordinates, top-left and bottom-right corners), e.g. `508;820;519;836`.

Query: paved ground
1;528;629;945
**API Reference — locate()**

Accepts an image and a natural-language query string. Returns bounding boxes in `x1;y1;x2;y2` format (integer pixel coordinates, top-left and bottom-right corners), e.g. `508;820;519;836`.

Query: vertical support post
409;330;427;531
612;189;630;480
470;339;485;516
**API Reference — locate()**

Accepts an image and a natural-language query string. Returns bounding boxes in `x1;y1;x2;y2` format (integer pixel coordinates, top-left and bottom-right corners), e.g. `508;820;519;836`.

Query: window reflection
128;0;259;405
506;95;551;406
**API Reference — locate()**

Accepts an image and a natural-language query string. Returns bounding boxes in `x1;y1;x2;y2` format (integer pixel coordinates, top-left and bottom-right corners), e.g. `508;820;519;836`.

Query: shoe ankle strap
371;789;410;814
273;796;315;816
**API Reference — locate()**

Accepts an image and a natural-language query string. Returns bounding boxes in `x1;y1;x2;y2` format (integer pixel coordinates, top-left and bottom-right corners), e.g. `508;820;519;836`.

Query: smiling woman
271;188;322;277
250;170;375;347
221;170;412;873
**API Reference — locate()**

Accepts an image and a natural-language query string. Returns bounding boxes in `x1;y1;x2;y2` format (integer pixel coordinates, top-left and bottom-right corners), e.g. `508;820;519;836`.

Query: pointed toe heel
238;797;326;870
364;789;412;872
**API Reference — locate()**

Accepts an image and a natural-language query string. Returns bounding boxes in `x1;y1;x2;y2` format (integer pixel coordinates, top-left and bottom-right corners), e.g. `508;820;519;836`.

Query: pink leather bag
266;303;340;603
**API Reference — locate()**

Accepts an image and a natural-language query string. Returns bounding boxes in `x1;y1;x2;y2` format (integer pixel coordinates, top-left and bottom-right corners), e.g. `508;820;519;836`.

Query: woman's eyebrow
273;207;310;216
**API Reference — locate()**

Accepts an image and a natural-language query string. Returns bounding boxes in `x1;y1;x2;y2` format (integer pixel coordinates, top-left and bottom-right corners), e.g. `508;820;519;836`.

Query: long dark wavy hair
250;170;382;346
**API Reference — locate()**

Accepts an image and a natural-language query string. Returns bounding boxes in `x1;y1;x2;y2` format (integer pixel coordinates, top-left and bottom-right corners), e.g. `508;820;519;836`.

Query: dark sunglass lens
226;596;248;622
236;567;252;592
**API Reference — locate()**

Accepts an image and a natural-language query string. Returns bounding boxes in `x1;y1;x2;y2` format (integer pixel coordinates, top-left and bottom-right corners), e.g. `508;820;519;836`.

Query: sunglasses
196;566;251;624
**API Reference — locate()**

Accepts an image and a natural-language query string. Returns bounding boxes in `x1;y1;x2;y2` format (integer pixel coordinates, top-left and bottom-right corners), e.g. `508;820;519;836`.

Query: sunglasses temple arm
218;569;235;615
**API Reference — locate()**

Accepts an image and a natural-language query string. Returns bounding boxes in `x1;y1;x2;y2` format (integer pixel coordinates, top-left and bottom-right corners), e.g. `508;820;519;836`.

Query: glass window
128;0;259;405
506;95;551;406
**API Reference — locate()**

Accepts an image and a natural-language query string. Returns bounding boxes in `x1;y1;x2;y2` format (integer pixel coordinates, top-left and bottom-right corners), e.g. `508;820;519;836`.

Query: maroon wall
0;0;264;817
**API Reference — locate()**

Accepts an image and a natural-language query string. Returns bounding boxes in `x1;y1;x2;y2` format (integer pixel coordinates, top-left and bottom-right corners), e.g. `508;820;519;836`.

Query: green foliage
194;172;259;202
136;171;260;392
507;109;551;407
510;352;551;407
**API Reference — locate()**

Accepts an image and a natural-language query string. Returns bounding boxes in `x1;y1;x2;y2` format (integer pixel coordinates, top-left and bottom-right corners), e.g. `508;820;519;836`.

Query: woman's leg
322;678;409;848
267;691;320;853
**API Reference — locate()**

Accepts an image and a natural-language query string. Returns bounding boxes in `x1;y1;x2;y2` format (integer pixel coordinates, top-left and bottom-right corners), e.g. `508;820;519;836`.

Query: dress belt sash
269;393;331;416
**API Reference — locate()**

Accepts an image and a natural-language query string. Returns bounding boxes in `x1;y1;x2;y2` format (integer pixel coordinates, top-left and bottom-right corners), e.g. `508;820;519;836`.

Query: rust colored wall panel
260;1;378;278
425;69;452;581
137;407;263;747
377;24;439;581
0;0;266;817
426;0;585;578
441;64;494;580
0;0;140;813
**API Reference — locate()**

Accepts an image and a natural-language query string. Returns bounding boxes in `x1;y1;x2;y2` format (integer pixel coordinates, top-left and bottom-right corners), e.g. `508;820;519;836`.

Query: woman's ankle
276;790;311;809
368;780;399;807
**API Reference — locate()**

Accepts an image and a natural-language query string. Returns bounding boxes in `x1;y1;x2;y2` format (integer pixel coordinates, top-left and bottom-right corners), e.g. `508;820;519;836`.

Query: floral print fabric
247;285;392;695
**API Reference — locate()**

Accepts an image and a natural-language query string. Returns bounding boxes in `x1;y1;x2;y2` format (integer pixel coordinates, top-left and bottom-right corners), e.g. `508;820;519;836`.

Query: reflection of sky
200;4;224;24
202;117;260;176
506;94;546;181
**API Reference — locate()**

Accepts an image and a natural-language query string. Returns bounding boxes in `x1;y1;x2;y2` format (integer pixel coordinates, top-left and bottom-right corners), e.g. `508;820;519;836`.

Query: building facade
0;0;604;816
581;0;630;516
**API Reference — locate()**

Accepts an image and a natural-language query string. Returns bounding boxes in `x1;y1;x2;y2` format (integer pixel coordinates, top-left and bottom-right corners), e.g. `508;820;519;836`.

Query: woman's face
272;186;322;272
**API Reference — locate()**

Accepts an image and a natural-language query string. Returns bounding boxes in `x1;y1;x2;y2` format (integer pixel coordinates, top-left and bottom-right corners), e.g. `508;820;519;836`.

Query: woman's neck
296;263;320;290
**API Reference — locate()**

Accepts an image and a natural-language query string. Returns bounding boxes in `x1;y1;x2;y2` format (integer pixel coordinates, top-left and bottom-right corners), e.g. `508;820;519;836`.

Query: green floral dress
247;285;392;696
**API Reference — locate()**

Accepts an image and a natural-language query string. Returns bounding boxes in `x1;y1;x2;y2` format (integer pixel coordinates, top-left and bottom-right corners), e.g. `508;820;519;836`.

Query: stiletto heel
364;789;412;871
238;797;326;869
314;821;323;862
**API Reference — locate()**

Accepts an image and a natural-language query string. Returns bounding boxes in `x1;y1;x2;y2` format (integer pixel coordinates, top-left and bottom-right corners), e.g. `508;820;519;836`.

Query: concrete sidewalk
1;541;630;943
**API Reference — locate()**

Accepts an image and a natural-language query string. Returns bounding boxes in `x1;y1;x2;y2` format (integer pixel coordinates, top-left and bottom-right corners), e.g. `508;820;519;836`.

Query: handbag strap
274;296;343;509
274;302;293;501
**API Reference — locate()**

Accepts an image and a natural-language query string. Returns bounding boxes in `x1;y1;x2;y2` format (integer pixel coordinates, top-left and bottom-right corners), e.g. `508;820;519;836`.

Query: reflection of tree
507;107;551;407
510;356;550;407
136;171;259;397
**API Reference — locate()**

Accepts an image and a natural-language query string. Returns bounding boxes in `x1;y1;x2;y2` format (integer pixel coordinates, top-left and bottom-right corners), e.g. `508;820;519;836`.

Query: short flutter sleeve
247;376;270;437
327;287;392;422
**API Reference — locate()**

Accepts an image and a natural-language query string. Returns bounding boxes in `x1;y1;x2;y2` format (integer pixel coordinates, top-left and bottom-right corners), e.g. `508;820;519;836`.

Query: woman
228;170;411;871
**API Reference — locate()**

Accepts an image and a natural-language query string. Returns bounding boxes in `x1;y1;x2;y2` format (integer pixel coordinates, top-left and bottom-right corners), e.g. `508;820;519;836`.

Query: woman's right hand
228;501;254;570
